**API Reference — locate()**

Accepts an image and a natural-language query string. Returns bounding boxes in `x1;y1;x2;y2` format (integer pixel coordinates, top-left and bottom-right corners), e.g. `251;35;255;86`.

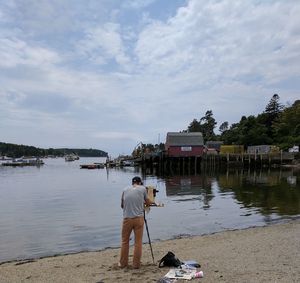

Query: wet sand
0;220;299;282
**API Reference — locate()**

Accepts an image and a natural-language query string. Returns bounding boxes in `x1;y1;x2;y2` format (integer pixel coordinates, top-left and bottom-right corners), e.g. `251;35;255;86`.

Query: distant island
0;142;108;158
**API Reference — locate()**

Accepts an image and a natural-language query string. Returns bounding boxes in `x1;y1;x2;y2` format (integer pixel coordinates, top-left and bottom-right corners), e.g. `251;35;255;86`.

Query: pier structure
137;151;296;175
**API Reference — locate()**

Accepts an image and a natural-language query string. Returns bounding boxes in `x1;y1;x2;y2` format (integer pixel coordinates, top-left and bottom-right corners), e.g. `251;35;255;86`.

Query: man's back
122;185;147;218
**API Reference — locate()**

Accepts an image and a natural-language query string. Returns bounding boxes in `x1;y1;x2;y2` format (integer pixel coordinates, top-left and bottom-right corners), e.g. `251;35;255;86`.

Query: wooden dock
136;152;296;175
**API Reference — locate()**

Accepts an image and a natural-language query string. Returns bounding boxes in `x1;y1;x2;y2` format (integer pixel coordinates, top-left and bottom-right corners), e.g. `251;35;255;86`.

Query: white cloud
0;37;61;68
78;23;130;67
135;0;300;86
123;0;157;10
13;0;81;35
1;0;300;155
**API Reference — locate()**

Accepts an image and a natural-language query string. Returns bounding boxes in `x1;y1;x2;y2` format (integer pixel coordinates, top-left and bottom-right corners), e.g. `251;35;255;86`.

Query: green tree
265;94;284;117
200;110;217;141
262;94;284;139
183;97;298;150
239;116;271;145
187;111;217;142
220;123;240;144
219;121;229;133
187;119;202;132
220;116;271;146
273;100;300;149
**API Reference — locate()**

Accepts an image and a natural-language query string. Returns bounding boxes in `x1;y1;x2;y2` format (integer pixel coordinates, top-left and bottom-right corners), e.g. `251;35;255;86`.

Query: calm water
0;158;299;263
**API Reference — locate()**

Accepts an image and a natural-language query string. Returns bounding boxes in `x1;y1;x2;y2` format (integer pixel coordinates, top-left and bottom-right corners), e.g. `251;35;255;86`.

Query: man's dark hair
132;176;142;184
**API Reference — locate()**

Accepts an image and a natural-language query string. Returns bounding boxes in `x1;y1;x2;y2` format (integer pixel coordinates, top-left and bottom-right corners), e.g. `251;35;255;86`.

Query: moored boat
65;153;79;162
80;163;105;169
1;158;44;167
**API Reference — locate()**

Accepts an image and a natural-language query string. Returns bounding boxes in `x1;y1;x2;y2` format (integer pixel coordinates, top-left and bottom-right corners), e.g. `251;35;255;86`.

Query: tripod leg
144;212;155;263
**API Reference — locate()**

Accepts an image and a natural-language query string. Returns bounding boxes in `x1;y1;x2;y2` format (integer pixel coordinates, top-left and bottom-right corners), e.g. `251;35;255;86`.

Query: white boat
0;156;12;161
65;153;80;162
28;158;44;165
122;160;134;166
1;158;44;167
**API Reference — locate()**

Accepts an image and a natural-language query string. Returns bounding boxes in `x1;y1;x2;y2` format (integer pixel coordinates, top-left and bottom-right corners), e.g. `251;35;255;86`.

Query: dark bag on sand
158;251;182;268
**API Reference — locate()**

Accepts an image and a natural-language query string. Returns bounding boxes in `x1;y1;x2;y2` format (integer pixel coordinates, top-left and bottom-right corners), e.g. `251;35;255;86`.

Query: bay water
0;157;299;263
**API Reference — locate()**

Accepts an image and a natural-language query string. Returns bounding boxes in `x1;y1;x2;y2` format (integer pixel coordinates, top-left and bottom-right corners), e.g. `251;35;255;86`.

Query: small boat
106;161;117;168
65;155;75;162
28;158;44;165
1;158;44;167
0;156;12;161
65;153;79;162
122;160;134;167
80;163;105;169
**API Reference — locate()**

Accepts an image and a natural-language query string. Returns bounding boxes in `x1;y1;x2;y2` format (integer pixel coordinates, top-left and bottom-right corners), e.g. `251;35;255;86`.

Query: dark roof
166;132;204;146
206;141;224;145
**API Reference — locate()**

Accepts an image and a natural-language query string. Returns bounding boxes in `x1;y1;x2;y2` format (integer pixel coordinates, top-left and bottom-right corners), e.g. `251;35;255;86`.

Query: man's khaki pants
119;216;144;268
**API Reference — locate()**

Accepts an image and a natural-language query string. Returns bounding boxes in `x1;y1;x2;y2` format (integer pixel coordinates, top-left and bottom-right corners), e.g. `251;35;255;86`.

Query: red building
165;132;205;157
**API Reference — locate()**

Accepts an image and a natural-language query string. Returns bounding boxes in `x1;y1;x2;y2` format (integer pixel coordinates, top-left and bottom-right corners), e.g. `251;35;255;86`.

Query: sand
0;220;299;283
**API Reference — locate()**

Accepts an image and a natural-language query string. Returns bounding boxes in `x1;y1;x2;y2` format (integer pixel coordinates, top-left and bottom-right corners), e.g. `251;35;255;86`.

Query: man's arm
144;197;152;207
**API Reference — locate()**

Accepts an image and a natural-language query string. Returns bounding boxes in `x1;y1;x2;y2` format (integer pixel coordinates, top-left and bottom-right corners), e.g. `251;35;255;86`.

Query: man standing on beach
119;176;151;269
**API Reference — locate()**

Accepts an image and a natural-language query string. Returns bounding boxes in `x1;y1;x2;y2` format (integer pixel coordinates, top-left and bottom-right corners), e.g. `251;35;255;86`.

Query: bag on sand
158;251;182;268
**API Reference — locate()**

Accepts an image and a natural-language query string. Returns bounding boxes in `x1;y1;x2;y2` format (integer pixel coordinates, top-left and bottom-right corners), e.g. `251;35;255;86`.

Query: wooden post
163;156;167;173
260;154;263;167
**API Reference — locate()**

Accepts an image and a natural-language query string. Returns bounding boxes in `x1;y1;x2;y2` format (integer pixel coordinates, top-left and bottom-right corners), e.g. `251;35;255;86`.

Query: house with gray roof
165;132;205;157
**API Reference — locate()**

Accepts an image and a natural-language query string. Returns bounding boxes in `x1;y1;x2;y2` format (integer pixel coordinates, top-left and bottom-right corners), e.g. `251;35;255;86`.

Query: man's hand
144;197;152;207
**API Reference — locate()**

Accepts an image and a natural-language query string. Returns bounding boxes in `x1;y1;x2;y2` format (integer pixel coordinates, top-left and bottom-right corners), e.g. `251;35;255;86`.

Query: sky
0;0;299;157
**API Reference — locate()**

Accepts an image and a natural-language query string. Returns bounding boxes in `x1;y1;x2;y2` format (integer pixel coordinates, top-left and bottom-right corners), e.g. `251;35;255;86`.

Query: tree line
0;142;108;158
184;94;299;150
132;94;299;156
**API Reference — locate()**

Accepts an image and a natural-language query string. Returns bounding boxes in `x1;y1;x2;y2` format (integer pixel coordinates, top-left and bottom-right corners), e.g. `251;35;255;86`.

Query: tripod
144;210;155;264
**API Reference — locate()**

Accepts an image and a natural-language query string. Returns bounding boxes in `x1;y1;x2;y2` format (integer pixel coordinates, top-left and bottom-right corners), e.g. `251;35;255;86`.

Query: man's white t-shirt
122;185;147;218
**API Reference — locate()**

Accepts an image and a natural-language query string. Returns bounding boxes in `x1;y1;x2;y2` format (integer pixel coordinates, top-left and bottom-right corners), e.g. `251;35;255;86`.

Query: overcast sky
1;0;299;156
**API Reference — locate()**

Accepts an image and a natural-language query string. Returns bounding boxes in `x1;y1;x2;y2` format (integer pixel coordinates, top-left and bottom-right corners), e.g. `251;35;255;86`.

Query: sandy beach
0;220;299;283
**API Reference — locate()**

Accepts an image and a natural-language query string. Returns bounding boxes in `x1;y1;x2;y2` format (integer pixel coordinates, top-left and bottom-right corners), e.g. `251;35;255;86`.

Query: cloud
134;0;300;86
78;23;130;67
122;0;157;10
92;131;141;141
1;0;300;155
0;37;61;68
18;92;72;113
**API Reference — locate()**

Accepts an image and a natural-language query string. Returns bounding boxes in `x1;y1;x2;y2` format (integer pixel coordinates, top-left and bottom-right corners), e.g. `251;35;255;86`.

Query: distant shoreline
0;142;108;159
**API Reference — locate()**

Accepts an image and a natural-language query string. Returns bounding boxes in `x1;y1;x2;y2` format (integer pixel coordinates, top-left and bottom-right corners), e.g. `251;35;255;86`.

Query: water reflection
165;175;214;209
164;168;300;216
217;168;300;216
